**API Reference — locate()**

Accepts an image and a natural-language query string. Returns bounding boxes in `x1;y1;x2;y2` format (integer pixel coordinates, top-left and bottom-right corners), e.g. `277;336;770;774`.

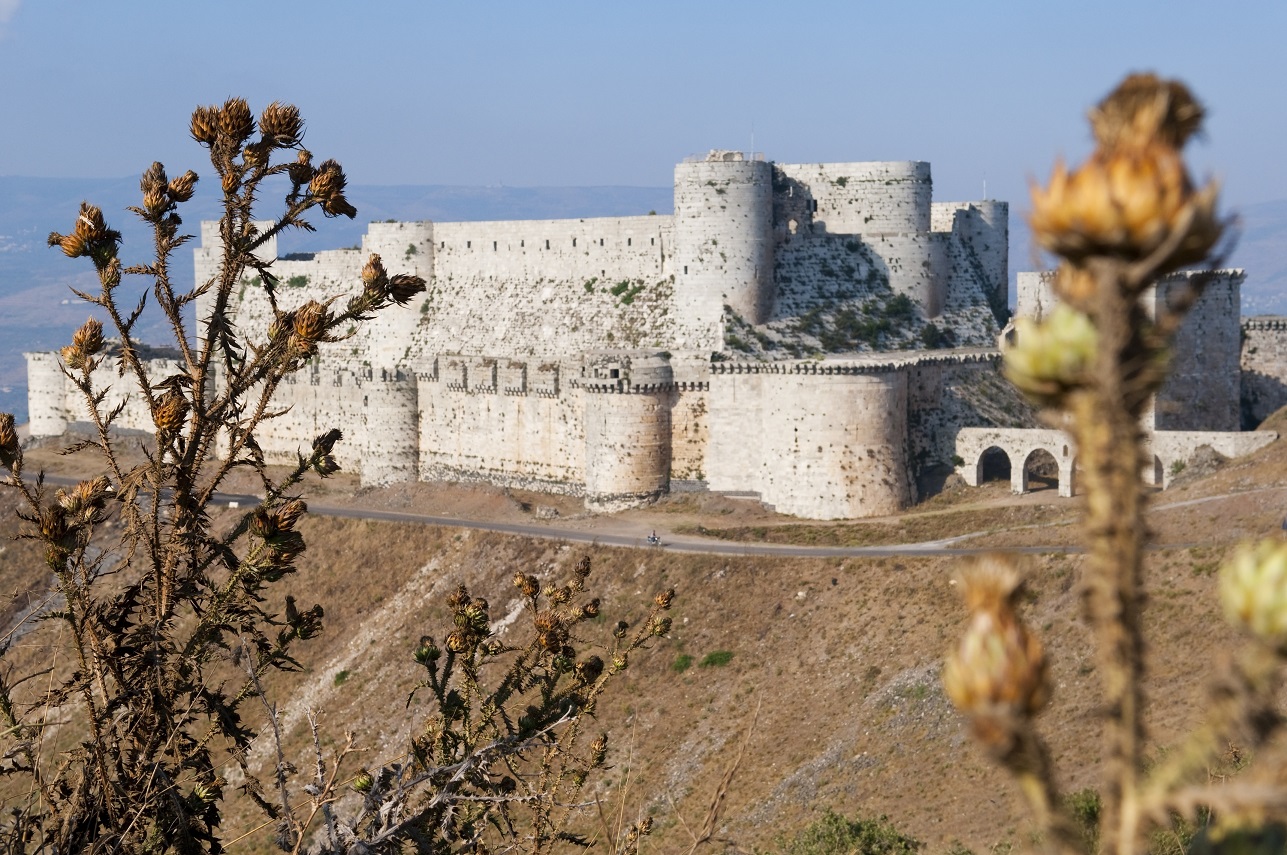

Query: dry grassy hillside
4;412;1287;852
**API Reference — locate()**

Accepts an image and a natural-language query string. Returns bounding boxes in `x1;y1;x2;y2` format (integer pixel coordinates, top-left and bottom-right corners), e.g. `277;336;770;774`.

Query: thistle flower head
0;412;20;469
361;253;388;298
259;101;303;147
387;273;426;306
1028;73;1221;276
190;105;219;145
1091;73;1205;152
309;159;357;218
218;97;255;145
153;389;190;434
168;170;199;202
944;557;1049;746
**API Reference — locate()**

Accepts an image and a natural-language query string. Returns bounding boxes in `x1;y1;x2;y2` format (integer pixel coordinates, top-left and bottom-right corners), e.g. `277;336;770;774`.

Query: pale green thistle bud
1220;539;1287;646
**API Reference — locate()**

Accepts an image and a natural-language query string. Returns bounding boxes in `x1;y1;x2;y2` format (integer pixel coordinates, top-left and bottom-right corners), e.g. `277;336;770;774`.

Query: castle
24;151;1287;519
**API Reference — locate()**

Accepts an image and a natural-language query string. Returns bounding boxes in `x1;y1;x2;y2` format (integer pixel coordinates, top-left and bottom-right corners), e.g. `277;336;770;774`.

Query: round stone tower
24;352;67;436
361;221;435;367
673;152;775;327
356;371;420;486
581;351;672;513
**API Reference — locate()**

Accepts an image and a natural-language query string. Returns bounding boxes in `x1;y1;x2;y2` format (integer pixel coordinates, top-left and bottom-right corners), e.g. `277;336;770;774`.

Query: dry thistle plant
287;560;673;853
944;74;1287;854
0;98;432;850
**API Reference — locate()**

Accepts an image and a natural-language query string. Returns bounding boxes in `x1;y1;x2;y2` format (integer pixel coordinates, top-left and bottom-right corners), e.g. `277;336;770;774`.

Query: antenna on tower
750;121;755;160
983;173;988;200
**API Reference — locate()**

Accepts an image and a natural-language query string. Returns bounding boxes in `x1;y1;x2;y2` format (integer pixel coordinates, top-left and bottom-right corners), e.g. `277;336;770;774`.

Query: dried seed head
168;170;199;202
292;300;328;343
0;413;20;468
610;652;628;673
242;140;272;168
514;572;540;598
312;428;342;455
589;733;608;766
944;557;1049;745
445;629;471;653
446;584;470;611
1029;74;1221;274
388;273;427;306
259;101;303;147
1220;539;1287;648
273;498;307;532
309;159;357;218
72;318;104;357
221;170;241;195
651;616;672;637
613;620;628;639
153;389;189;433
580;598;600;619
549;585;573;605
218;97;255;144
574;555;592;580
190;105;219;144
533;610;561;633
361;253;389;297
654;588;675;610
575;655;604;684
288;149;314;185
57;232;87;258
537;630;562;651
639;817;654;835
1091;73;1204;152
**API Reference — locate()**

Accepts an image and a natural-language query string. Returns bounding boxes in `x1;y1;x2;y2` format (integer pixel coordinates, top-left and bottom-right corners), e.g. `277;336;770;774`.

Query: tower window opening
520;239;525;247
599;238;604;246
545;239;550;249
684;265;688;275
628;238;632;246
493;241;497;251
810;200;818;213
572;237;577;247
650;237;655;246
466;240;471;249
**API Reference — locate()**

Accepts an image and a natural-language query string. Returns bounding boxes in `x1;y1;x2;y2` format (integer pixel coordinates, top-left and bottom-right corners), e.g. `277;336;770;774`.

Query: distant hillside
0;177;673;421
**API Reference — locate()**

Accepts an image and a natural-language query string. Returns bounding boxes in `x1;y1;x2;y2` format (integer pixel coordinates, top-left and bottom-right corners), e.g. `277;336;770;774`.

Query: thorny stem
1068;266;1150;855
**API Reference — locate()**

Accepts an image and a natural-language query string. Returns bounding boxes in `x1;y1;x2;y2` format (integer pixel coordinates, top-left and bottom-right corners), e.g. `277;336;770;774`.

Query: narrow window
440;241;445;249
545;239;550;249
650;237;655;246
609;369;619;379
520;239;525;247
572;237;577;247
684;265;688;275
467;240;471;249
627;237;632;246
810;200;818;213
493;241;497;251
599;238;604;246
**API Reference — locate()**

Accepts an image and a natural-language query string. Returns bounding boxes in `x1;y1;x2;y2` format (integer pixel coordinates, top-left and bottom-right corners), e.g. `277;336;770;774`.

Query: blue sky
1;1;1285;215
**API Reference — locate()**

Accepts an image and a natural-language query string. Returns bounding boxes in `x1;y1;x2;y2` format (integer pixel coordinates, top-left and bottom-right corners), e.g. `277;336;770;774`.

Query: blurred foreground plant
0;97;427;851
946;74;1287;854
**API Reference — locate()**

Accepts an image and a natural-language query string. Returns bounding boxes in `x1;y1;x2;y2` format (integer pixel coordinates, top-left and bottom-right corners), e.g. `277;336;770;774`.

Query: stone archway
977;446;1012;484
1022;448;1060;492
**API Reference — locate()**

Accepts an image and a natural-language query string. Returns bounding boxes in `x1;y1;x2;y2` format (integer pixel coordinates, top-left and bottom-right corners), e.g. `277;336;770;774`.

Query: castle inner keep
25;151;1287;519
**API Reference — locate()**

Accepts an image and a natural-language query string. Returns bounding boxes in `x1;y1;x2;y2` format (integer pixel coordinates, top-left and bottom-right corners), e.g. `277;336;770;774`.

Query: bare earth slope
6;415;1287;852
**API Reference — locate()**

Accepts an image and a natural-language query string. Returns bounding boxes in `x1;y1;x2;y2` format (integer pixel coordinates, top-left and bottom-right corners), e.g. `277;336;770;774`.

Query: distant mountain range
2;177;1282;422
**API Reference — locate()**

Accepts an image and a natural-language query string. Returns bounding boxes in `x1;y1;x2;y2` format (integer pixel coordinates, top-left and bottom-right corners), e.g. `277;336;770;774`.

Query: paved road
38;473;1073;558
45;472;1283;558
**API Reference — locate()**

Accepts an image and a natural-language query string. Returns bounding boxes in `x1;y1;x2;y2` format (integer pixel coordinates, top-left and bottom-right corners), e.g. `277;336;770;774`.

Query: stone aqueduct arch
956;428;1077;498
956;427;1279;497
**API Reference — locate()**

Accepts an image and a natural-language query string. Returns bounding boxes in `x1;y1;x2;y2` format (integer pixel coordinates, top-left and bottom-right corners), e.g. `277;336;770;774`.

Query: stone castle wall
1241;317;1287;428
26;152;1074;520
